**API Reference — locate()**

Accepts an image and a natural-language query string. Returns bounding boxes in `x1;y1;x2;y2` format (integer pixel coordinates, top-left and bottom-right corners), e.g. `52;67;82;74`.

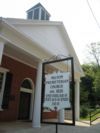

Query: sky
0;0;100;64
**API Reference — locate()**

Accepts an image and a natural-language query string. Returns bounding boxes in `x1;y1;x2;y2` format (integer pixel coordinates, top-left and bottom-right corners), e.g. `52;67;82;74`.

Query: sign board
44;72;70;111
41;57;75;126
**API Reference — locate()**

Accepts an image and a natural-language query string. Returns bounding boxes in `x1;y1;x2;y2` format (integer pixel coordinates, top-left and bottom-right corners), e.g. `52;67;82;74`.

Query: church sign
44;72;70;111
41;57;75;126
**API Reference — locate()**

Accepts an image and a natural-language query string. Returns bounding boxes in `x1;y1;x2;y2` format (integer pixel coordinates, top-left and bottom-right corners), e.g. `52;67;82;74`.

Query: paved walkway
0;120;100;133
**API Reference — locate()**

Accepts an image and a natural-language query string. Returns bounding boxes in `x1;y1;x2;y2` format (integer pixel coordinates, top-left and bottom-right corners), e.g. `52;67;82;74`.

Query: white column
29;88;34;120
0;40;4;64
75;79;80;120
32;61;42;128
58;109;65;122
0;40;5;110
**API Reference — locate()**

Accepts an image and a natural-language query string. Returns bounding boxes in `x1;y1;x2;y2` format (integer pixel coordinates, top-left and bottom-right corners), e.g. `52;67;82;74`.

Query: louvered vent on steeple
27;3;51;20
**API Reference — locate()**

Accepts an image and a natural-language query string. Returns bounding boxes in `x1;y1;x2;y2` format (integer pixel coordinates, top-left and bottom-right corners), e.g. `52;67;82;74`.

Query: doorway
18;78;34;120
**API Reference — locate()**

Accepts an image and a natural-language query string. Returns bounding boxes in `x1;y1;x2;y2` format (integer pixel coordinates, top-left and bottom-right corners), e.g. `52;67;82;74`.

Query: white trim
0;41;4;64
19;78;35;120
39;7;42;20
0;67;9;72
20;87;32;94
0;108;3;111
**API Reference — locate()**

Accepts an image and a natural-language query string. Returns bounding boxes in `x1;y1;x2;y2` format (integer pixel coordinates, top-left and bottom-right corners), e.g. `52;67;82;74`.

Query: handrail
90;109;100;125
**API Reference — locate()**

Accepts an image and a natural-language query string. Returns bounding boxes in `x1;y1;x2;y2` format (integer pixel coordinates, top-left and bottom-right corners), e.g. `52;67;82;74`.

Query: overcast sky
0;0;100;64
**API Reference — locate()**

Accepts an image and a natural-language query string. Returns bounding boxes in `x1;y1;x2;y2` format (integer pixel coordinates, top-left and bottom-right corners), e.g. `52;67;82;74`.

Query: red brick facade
0;55;37;121
0;55;57;121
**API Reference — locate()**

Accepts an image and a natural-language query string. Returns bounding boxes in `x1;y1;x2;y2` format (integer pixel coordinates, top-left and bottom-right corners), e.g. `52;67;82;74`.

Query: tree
94;70;100;94
80;42;100;108
88;42;100;67
93;68;100;105
87;42;100;106
80;64;95;107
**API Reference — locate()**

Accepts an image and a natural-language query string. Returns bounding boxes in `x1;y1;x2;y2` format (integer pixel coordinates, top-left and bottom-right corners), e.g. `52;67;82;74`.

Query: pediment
11;21;70;57
1;18;84;77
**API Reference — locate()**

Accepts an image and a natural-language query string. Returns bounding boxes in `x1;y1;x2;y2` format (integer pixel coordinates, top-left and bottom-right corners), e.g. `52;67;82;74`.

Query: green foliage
80;64;100;107
80;105;89;118
80;108;100;120
94;69;100;92
93;68;100;105
80;42;100;117
82;64;95;78
81;63;100;107
80;88;89;105
80;64;95;106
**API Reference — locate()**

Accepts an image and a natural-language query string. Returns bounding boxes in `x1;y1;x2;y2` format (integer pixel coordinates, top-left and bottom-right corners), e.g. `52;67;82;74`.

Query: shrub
80;106;89;118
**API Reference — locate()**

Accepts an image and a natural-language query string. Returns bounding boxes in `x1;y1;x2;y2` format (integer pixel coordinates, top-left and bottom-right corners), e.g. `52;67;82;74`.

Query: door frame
18;78;34;120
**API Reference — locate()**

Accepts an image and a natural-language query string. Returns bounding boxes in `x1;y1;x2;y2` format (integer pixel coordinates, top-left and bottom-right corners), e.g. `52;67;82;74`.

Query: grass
80;108;100;121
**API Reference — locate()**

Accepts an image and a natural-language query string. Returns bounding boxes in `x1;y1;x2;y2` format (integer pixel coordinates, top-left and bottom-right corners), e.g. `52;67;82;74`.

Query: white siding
15;25;69;56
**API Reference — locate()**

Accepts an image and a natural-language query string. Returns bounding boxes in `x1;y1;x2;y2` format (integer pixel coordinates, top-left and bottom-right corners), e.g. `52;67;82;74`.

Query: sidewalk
0;121;100;133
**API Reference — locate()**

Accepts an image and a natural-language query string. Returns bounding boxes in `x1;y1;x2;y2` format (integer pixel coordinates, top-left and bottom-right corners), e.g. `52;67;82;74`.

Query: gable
10;24;70;57
1;18;84;77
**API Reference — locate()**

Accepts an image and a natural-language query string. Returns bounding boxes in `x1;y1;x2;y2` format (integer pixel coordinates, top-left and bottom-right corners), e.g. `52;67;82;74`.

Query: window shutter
2;72;13;109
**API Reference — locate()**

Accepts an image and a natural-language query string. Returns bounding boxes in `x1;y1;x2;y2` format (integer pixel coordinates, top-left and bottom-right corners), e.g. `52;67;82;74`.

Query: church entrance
18;79;34;120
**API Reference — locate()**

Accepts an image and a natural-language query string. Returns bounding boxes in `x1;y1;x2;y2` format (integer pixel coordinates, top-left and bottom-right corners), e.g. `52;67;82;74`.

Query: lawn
81;108;100;121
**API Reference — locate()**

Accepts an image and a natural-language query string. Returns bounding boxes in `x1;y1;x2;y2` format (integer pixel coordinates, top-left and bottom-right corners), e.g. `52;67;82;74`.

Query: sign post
41;57;75;132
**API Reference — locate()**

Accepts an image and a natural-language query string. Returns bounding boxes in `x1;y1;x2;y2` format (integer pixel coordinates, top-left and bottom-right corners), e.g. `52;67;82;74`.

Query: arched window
21;79;32;89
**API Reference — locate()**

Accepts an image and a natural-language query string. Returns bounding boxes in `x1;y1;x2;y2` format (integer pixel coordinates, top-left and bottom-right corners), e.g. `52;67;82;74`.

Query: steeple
27;3;51;20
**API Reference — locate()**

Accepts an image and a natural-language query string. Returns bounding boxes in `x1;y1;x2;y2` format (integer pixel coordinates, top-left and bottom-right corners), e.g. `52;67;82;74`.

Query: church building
0;3;84;127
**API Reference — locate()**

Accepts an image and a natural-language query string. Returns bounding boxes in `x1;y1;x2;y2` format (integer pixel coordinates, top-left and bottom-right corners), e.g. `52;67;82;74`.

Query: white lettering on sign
43;72;70;111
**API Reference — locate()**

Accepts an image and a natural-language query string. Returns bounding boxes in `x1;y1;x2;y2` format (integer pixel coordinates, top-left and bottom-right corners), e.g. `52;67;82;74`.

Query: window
20;79;33;94
46;14;49;20
21;79;32;89
2;72;13;109
0;72;4;92
0;70;6;110
34;8;39;19
0;67;12;110
41;9;45;20
27;11;33;19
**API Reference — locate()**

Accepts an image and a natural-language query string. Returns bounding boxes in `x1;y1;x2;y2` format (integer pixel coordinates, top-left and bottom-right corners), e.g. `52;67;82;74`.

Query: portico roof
0;17;84;77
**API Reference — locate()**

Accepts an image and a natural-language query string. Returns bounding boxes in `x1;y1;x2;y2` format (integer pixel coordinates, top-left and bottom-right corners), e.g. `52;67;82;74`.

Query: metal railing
89;108;100;125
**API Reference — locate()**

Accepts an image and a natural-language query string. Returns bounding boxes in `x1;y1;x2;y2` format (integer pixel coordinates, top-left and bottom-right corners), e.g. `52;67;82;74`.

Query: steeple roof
27;3;51;17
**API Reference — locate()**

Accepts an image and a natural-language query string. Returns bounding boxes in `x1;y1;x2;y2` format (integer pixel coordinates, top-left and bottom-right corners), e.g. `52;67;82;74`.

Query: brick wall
0;55;37;121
